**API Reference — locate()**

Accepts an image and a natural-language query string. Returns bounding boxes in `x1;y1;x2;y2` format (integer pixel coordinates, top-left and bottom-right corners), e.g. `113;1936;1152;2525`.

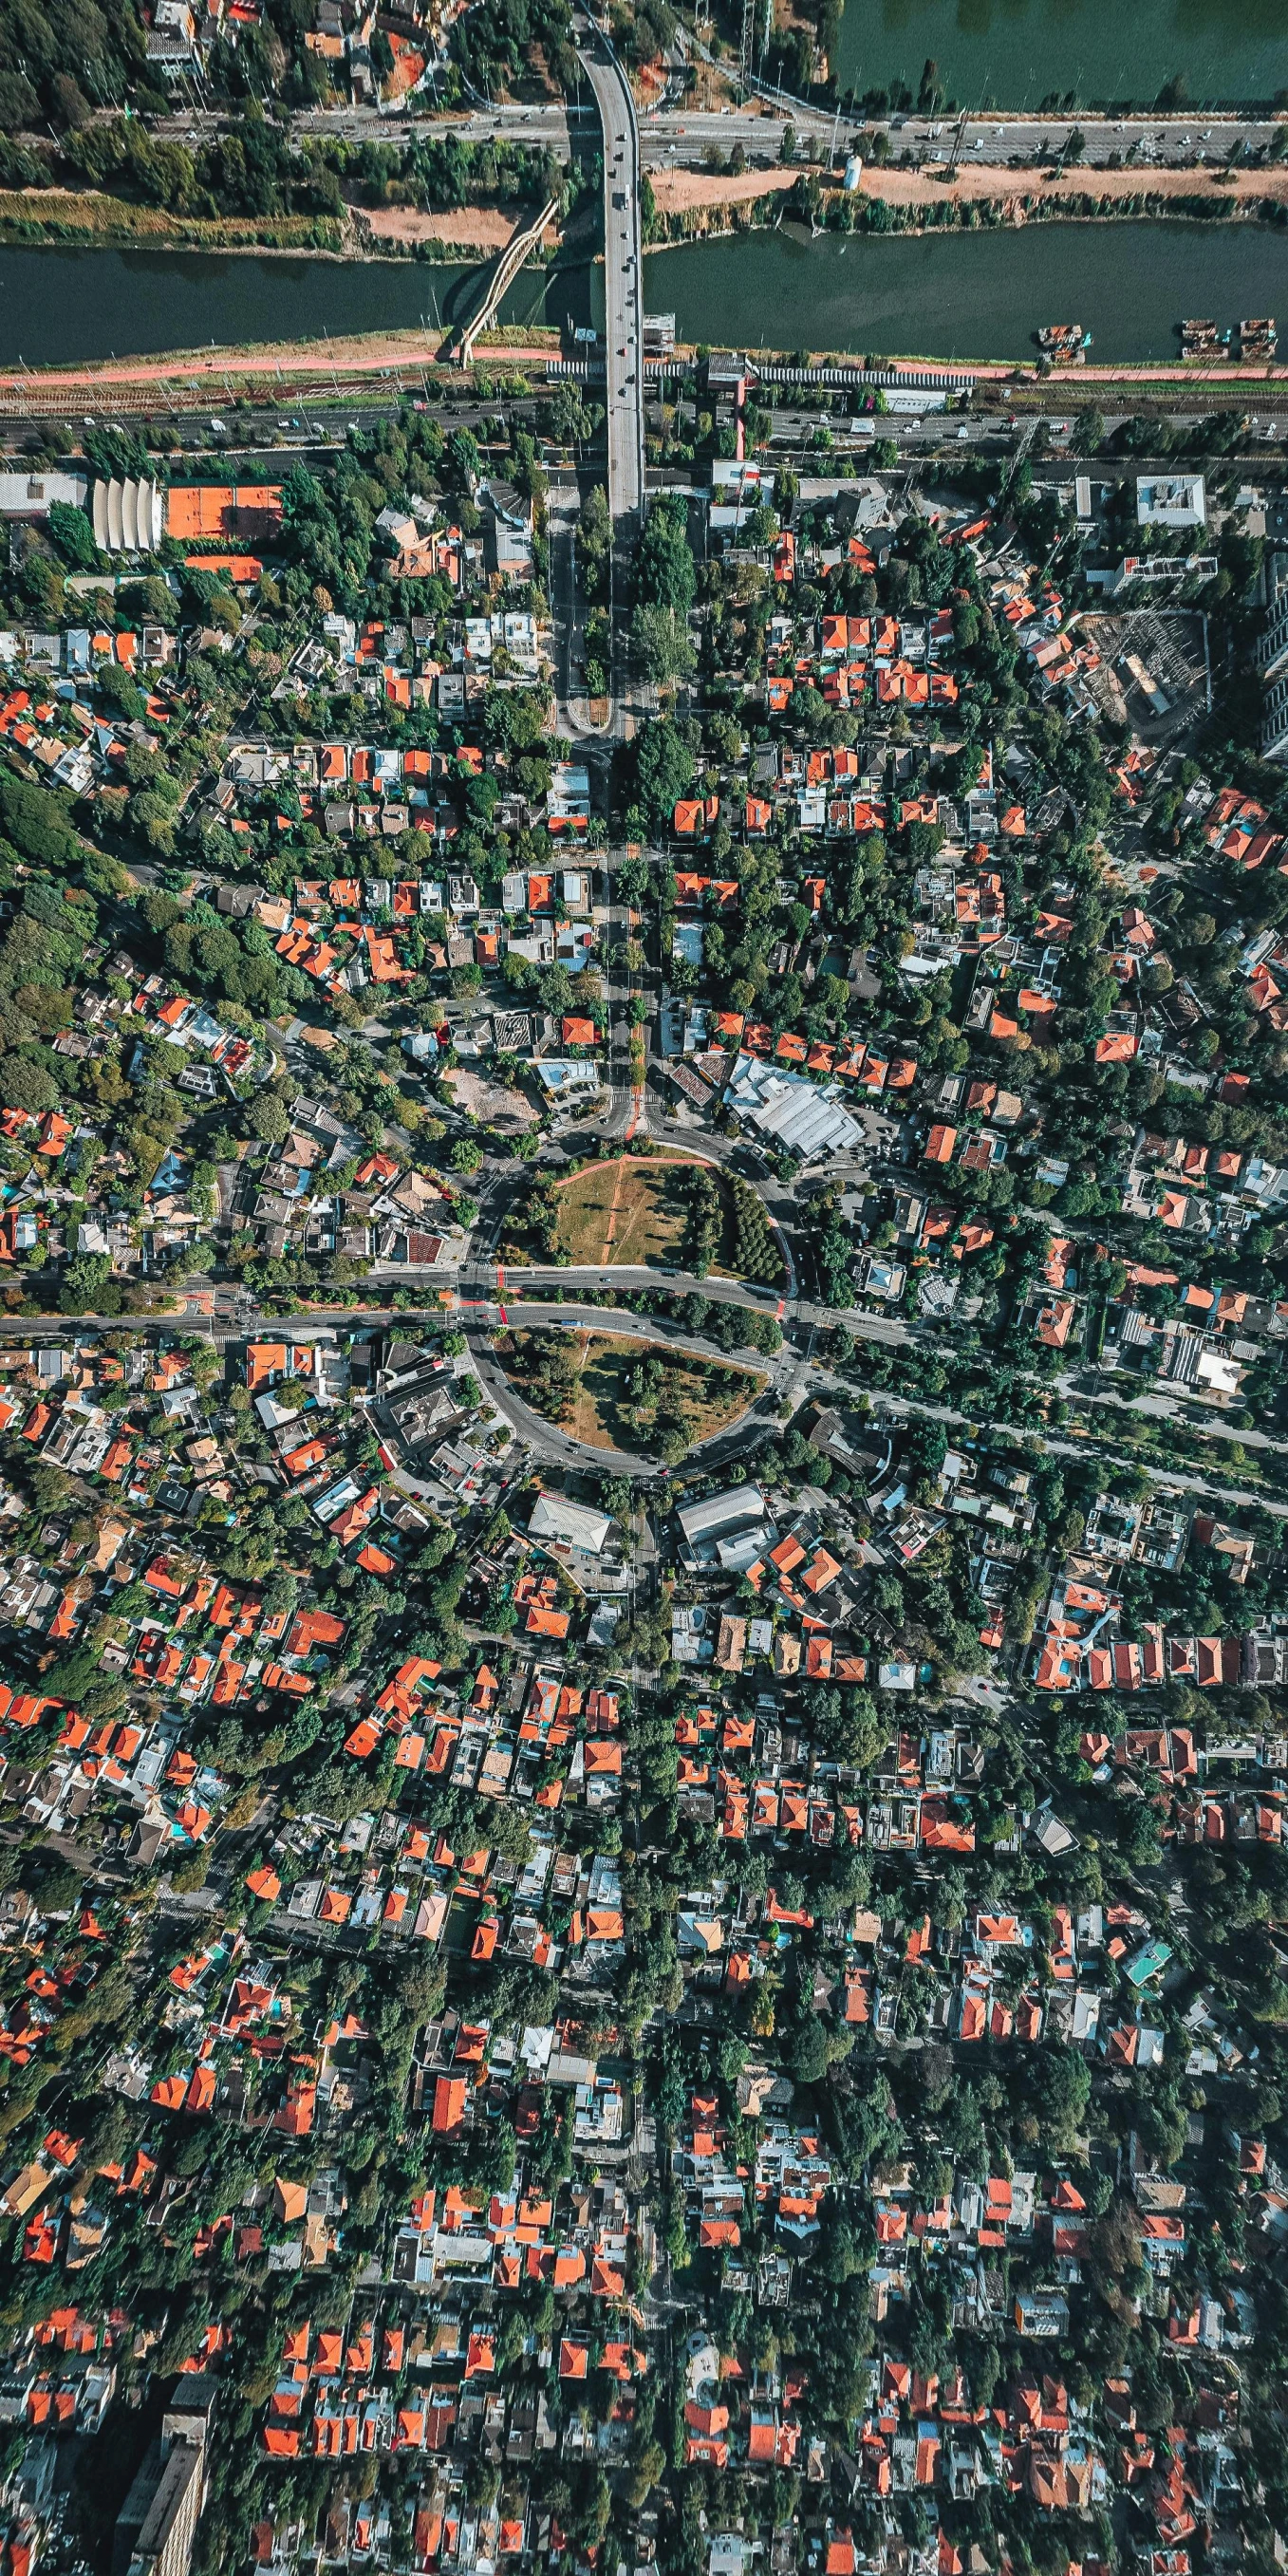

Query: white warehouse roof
529;1492;611;1556
677;1483;767;1547
0;471;89;518
726;1052;862;1159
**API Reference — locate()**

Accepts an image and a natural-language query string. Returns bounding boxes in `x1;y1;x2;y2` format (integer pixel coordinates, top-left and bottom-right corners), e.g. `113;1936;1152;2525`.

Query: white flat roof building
717;1525;775;1575
1136;474;1205;529
529;1492;611;1556
677;1483;767;1548
0;471;89;519
534;1059;600;1101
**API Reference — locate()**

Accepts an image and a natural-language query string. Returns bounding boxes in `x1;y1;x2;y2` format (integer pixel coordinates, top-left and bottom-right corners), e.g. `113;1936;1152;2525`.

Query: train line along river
2;222;1288;373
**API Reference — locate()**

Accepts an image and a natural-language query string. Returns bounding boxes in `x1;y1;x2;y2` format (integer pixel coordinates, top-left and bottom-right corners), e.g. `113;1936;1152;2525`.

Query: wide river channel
831;0;1286;115
2;224;1288;371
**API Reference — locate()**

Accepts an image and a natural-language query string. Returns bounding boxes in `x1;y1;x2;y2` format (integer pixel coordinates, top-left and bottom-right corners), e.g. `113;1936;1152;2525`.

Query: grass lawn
497;1328;763;1458
552;1152;733;1269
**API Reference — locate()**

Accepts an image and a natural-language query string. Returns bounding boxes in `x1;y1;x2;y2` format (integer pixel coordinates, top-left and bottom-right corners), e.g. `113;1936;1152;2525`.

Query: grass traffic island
547;1150;784;1285
495;1327;764;1463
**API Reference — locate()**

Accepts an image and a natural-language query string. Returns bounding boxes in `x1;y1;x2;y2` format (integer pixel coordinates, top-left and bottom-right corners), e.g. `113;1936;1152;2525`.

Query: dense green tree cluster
0;0;150;131
729;1178;785;1286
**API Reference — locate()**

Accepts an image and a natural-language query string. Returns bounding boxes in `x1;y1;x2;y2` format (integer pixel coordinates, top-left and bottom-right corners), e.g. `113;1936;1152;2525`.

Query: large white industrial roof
726;1053;862;1158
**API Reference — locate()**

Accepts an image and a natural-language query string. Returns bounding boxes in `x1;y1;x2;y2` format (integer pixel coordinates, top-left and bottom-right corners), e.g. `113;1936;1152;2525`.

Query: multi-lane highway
167;100;1288;173
569;14;645;735
575;17;644;543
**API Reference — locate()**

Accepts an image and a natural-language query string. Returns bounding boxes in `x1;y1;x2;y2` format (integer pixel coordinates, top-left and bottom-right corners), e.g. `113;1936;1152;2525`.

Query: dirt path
875;159;1288;211
2;313;1286;402
0;328;561;403
551;1148;710;1189
601;1155;629;1259
553;1149;712;1269
648;167;800;215
647;158;1288;216
362;205;562;252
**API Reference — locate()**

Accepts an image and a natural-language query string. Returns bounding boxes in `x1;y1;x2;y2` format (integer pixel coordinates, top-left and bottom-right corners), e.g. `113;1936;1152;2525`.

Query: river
0;246;587;372
832;0;1287;113
2;223;1288;372
637;220;1288;364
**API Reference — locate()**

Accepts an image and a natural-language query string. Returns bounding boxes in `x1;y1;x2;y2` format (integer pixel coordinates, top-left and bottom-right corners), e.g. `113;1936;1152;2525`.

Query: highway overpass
575;15;645;546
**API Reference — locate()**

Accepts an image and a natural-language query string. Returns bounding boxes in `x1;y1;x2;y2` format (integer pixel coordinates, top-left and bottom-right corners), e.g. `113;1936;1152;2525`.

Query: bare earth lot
446;1070;537;1130
552;1152;731;1269
646;161;1288;216
362;206;562;252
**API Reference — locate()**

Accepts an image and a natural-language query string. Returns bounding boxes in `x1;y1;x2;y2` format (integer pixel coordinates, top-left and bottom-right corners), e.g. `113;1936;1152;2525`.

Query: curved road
463;1298;1288;1510
462;1260;914;1344
9;1283;1286;1518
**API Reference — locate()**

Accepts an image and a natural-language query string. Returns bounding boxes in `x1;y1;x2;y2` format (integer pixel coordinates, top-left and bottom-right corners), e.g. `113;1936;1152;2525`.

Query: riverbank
6;156;1288;268
0;182;580;268
0;187;346;256
643;168;1288;252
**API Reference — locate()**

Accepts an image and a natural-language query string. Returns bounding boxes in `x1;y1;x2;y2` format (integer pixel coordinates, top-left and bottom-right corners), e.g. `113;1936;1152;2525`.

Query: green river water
831;0;1287;111
3;224;1288;372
